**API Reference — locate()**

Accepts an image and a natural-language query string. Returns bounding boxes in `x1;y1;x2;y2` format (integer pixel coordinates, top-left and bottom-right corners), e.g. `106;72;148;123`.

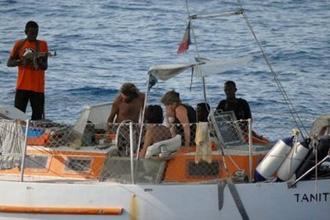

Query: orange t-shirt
10;39;48;93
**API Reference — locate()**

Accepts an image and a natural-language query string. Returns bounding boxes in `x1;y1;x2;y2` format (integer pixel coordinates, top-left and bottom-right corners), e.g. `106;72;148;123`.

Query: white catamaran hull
0;179;329;220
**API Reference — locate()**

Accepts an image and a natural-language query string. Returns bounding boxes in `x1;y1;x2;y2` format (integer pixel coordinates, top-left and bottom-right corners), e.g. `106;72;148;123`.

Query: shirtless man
107;83;145;125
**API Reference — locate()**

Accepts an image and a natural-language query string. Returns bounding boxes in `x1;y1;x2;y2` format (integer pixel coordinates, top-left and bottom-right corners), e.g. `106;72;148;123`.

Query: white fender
277;140;310;181
255;137;293;181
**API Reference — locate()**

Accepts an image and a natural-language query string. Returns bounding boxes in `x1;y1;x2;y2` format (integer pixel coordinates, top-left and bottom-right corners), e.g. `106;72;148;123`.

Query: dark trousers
15;89;44;120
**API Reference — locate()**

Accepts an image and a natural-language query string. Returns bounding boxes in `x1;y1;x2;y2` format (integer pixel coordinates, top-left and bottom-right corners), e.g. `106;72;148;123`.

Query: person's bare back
107;83;145;124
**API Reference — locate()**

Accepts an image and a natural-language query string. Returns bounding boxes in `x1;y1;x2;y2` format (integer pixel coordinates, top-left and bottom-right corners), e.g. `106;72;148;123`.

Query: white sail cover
0;105;28;120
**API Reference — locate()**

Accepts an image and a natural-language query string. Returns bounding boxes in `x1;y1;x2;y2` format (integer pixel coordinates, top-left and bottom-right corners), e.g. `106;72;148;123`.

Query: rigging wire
185;0;208;102
184;0;310;177
185;0;308;138
236;0;308;138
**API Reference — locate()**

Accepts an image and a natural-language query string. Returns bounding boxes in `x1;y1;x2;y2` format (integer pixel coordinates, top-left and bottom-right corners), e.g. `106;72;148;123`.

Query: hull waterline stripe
0;205;123;215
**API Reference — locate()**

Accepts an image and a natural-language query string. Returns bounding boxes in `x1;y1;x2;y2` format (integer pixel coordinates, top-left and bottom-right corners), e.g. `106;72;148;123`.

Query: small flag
177;20;191;54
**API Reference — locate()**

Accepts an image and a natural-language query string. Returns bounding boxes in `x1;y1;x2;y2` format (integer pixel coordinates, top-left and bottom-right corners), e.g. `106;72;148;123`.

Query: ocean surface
0;0;329;140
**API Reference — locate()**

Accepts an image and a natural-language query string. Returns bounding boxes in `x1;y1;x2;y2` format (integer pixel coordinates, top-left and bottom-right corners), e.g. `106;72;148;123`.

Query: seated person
139;105;172;157
161;90;196;147
107;83;145;156
216;80;251;121
196;102;210;122
216;80;269;144
107;83;145;125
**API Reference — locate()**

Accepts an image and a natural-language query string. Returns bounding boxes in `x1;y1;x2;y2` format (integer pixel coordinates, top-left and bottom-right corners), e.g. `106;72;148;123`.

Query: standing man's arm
7;57;21;67
37;41;48;70
7;40;36;68
37;55;48;70
7;41;22;67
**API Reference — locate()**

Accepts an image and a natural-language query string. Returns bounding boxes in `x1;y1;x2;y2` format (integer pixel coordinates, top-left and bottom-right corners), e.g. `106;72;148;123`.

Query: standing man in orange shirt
7;20;48;120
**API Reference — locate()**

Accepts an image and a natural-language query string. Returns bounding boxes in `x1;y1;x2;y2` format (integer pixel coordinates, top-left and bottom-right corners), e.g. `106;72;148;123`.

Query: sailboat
0;1;329;219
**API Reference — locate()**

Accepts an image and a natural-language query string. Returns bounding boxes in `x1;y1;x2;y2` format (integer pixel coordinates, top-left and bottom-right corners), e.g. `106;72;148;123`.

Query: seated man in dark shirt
216;80;269;145
216;80;251;120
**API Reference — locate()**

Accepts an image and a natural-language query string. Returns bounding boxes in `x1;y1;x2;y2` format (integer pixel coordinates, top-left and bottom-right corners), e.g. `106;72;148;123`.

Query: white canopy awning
148;56;251;81
148;63;195;81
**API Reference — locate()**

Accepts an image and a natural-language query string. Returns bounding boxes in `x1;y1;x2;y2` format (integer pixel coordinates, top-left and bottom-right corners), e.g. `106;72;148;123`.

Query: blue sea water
0;0;329;140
